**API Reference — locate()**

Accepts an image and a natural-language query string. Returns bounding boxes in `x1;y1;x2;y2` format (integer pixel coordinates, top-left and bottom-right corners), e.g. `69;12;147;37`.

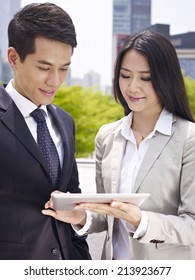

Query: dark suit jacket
0;85;91;260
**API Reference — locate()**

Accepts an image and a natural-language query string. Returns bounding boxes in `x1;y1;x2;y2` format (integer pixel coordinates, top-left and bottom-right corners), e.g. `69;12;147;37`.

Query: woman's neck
131;108;163;145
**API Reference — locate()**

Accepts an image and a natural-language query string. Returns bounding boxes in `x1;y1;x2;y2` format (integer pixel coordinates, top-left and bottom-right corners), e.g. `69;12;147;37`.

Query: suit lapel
47;105;72;190
1;101;48;171
111;127;127;193
133;125;176;193
0;86;74;190
0;86;53;183
4;103;73;190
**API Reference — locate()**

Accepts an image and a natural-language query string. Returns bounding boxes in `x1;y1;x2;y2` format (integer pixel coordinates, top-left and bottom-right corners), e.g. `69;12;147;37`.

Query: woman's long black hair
113;30;194;122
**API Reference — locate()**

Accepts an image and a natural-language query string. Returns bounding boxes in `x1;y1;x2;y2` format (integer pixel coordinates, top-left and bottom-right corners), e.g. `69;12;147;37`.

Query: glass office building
0;0;21;82
113;0;151;35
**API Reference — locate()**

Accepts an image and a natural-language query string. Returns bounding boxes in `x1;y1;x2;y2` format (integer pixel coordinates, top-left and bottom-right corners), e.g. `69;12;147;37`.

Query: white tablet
51;192;150;210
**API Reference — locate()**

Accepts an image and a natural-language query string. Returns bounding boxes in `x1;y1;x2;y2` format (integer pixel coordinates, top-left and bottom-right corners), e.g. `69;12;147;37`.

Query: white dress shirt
5;80;63;167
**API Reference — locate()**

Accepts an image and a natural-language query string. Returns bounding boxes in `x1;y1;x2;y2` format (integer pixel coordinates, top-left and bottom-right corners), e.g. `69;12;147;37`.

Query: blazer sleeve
88;126;108;233
139;121;195;245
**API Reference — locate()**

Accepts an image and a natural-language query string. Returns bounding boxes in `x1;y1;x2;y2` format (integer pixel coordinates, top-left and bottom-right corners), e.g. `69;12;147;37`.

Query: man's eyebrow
36;60;71;67
120;66;150;73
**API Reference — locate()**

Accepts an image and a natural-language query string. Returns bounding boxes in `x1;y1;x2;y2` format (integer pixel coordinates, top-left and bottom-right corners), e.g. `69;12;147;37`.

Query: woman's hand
42;191;87;226
75;200;142;227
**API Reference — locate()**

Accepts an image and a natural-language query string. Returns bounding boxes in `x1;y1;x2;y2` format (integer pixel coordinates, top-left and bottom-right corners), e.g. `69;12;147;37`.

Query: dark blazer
0;85;91;260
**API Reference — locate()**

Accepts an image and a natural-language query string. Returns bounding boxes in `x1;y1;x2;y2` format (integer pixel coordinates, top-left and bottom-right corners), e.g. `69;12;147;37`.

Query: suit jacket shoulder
96;117;125;142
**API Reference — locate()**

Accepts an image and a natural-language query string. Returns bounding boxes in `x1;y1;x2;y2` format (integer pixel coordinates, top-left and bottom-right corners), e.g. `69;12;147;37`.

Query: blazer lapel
111;127;127;193
2;102;48;170
0;87;51;179
0;86;73;190
47;105;72;190
133;124;176;193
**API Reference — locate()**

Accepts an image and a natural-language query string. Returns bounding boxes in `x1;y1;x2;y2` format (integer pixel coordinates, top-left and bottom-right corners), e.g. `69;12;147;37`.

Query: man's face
8;36;72;106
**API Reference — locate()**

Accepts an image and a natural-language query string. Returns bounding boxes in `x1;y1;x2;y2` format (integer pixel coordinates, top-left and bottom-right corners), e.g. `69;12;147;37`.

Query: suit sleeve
88;127;108;234
139;122;195;245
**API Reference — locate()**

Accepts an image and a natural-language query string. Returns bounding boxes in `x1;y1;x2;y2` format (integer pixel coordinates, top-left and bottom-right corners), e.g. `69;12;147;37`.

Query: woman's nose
127;78;139;93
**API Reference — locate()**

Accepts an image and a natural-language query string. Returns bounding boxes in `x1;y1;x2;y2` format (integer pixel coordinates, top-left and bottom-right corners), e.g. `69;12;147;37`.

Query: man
0;2;90;260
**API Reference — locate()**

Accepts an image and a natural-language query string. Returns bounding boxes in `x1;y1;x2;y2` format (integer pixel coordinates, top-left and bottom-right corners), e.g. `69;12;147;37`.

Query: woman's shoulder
97;117;126;137
175;116;195;140
175;115;195;128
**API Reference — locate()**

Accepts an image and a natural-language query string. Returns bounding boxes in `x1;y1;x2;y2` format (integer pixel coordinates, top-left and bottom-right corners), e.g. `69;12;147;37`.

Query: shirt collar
121;108;173;140
154;108;173;136
5;80;48;118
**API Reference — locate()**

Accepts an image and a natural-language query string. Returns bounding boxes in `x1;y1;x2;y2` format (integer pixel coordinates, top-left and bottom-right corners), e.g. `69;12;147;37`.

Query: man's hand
42;191;87;226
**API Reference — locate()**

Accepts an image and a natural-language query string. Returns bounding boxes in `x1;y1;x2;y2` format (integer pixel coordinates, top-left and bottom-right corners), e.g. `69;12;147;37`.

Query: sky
21;0;195;86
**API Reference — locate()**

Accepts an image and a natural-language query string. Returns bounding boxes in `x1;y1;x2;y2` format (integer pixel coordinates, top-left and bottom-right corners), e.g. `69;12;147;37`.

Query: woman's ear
7;47;19;69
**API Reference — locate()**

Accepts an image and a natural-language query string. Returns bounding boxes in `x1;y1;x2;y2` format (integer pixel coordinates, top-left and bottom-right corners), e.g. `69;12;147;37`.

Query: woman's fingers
76;201;141;226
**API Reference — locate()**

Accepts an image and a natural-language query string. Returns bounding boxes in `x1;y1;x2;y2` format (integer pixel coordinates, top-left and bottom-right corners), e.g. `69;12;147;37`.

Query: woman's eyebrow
120;66;150;73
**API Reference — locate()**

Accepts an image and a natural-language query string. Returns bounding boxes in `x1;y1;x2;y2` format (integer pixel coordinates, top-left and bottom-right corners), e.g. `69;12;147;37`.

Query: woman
43;31;195;260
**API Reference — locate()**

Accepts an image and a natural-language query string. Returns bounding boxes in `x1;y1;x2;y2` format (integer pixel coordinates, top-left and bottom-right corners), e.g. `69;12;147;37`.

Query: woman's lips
128;96;145;102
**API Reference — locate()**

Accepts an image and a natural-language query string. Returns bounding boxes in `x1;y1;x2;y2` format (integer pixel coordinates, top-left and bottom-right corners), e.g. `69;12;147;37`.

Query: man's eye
38;67;49;71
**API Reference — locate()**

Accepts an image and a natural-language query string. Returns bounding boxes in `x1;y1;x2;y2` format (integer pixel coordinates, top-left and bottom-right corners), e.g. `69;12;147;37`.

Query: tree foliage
53;77;195;157
53;85;124;157
184;76;195;116
1;76;195;157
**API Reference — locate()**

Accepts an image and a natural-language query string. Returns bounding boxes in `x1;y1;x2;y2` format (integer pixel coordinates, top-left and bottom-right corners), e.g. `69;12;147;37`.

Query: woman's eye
142;77;151;81
120;73;130;79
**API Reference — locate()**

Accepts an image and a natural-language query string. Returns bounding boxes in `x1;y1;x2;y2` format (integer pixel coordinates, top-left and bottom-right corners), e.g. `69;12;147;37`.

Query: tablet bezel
51;192;150;210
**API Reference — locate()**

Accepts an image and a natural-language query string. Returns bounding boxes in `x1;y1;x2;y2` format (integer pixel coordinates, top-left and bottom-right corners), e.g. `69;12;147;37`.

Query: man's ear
7;47;20;69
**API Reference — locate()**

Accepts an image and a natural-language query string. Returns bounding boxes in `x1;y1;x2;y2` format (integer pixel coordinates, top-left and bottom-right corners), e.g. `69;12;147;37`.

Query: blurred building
144;24;195;79
0;0;21;82
112;0;151;72
144;23;170;37
113;0;151;35
83;70;101;88
0;52;2;82
113;20;195;80
70;69;101;89
171;32;195;79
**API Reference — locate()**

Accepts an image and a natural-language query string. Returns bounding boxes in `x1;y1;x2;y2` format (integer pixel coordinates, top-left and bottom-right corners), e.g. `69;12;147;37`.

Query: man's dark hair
8;2;77;61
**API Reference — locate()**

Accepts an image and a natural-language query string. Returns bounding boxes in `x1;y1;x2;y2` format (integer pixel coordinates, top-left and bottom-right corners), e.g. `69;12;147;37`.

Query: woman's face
119;49;162;114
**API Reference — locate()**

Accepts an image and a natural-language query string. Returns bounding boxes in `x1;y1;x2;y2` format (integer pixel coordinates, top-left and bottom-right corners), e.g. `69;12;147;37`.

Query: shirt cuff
126;210;148;239
72;210;92;236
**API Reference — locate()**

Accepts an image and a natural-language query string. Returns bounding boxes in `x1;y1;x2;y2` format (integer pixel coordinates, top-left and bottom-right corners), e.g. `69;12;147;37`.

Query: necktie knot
31;108;46;124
